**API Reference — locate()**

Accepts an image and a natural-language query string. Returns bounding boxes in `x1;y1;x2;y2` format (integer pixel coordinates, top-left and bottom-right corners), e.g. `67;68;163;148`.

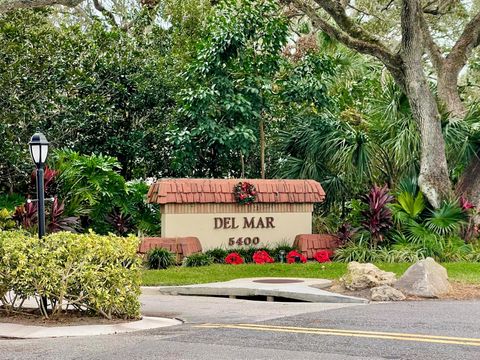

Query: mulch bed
0;308;136;327
328;281;480;301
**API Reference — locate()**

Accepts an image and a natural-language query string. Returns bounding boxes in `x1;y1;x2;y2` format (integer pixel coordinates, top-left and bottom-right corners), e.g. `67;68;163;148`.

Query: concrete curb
143;278;368;304
0;316;182;339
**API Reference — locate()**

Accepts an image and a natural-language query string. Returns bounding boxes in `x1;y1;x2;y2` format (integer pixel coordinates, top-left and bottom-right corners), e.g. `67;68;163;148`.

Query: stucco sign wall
147;179;325;249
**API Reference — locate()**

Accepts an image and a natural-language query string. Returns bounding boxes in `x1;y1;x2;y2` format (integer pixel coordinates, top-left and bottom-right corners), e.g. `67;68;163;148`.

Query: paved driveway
1;296;479;359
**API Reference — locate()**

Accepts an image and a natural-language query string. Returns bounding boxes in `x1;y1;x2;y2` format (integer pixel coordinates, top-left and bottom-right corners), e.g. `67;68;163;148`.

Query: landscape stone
394;257;451;298
340;262;397;290
370;285;406;301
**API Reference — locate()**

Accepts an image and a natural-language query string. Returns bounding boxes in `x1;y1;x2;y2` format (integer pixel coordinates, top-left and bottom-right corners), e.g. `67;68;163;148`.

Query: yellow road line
237;323;480;342
195;323;480;347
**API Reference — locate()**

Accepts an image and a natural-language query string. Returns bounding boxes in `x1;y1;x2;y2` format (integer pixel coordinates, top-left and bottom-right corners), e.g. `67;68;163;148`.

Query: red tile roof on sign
147;179;325;204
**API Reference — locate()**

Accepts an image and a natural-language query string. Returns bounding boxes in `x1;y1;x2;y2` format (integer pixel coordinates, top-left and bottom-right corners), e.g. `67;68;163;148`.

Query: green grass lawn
142;262;480;286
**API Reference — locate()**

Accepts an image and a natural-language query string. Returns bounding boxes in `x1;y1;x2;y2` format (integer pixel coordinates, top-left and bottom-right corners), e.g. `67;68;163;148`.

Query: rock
370;285;405;301
395;257;451;298
340;262;397;291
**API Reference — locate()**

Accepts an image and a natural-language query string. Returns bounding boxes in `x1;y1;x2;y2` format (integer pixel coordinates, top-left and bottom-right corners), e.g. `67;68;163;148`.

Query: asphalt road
1;298;480;360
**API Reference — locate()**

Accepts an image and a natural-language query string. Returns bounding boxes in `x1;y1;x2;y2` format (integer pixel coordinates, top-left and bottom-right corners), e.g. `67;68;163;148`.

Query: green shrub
0;230;141;319
204;248;229;264
0;208;16;230
147;247;176;269
183;253;213;267
466;244;480;262
0;194;24;211
333;235;373;263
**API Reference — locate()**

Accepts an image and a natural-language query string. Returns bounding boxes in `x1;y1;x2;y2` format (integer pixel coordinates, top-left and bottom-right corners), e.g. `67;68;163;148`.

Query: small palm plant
425;201;467;236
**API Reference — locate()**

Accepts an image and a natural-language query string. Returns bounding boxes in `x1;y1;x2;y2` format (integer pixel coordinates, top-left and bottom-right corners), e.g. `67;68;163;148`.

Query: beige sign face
161;212;311;249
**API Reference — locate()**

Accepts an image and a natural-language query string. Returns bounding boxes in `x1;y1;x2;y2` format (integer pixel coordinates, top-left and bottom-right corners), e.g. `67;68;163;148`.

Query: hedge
0;230;141;319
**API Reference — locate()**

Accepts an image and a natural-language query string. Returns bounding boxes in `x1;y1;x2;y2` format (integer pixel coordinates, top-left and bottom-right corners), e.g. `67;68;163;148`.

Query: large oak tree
284;0;480;208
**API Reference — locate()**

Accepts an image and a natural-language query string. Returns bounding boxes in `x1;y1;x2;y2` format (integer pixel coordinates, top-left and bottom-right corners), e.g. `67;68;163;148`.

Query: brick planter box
293;234;340;259
138;237;202;261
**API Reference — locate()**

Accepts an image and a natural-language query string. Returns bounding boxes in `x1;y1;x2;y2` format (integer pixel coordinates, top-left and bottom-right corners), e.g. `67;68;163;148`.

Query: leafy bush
204;248;229;264
183;253;213;267
0;230;141;319
0;208;16;230
52;151;160;236
147;247;176;269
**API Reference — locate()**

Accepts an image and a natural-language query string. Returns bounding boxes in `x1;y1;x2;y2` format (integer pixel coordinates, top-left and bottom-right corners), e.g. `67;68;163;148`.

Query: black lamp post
29;132;49;239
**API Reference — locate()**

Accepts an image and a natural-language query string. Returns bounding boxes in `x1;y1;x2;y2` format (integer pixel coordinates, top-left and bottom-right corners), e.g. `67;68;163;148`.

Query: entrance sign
147;179;325;249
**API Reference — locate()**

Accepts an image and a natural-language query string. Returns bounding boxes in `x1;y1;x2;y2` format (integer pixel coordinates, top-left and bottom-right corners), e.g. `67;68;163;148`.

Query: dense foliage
0;230;141;319
0;0;479;259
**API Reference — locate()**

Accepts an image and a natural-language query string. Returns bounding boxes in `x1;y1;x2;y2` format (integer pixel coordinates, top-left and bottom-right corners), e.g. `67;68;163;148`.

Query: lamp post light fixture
29;131;49;239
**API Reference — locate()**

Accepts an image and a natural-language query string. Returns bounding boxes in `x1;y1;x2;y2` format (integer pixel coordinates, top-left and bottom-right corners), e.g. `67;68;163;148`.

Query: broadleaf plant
360;185;394;247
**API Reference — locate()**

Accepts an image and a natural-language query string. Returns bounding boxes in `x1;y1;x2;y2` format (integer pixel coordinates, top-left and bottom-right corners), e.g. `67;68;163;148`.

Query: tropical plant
391;191;425;223
425;201;467;236
204;248;229;264
360;185;394;246
333;235;373;263
146;248;176;270
12;202;37;230
47;197;80;233
183;253;213;267
106;209;134;236
336;223;358;245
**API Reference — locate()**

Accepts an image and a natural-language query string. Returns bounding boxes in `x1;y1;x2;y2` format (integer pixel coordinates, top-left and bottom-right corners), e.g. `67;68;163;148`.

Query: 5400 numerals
228;237;260;246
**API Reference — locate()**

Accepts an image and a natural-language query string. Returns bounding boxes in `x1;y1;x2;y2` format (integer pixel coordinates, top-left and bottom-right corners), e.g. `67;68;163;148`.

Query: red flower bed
252;250;274;264
286;250;307;264
313;250;332;263
225;252;244;265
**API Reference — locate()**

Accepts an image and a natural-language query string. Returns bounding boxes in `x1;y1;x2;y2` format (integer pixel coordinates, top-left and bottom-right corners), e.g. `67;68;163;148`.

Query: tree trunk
456;152;480;200
401;0;452;208
240;152;245;178
437;66;467;119
259;117;265;179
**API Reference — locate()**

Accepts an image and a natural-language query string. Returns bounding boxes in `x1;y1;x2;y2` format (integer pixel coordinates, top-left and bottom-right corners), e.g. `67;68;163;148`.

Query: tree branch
92;0;118;27
289;0;401;73
0;0;84;13
419;13;445;72
445;11;480;74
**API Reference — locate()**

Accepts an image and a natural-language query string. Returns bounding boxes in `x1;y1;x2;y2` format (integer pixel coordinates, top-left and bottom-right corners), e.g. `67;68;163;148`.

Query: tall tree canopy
284;0;480;209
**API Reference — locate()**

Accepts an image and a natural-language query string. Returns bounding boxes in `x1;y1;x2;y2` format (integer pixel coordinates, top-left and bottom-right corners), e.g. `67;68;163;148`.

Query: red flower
313;250;332;263
225;252;244;265
253;250;274;264
460;196;475;211
286;250;307;264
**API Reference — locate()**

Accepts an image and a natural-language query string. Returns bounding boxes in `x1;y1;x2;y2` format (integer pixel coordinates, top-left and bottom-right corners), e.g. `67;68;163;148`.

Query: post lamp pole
29;132;49;239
